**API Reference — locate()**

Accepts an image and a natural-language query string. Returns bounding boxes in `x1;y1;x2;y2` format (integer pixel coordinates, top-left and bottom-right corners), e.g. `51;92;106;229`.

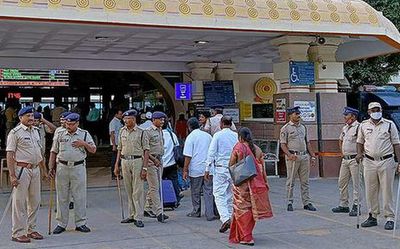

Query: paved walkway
0;177;399;249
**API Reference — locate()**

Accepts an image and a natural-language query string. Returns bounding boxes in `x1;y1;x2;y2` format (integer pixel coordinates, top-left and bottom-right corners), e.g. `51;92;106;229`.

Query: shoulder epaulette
10;126;22;133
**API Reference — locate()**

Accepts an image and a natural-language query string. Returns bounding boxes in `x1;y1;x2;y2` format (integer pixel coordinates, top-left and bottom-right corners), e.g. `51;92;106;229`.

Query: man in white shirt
209;106;236;136
183;117;217;220
162;122;181;205
205;116;238;233
109;109;123;180
139;112;153;130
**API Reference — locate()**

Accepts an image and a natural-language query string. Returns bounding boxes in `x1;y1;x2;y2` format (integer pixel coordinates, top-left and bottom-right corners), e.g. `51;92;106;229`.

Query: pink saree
229;142;273;244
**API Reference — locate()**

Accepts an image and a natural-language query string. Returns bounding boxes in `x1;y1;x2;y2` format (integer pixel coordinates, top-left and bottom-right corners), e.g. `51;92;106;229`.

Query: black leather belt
59;160;85;166
343;155;357;160
121;155;142;160
289;150;308;156
365;154;393;161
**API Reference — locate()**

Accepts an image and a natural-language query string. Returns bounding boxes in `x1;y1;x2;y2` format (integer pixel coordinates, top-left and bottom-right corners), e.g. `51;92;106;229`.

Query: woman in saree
228;127;273;246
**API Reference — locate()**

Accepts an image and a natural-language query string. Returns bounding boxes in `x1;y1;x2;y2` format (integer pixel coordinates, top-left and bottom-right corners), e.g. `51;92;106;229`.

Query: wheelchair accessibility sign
289;61;315;85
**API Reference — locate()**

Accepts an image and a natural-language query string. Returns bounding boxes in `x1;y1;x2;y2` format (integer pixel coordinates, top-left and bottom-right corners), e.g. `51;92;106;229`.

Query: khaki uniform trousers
12;166;41;238
285;155;311;206
55;163;87;228
364;157;396;221
338;158;364;207
121;158;144;220
144;165;163;216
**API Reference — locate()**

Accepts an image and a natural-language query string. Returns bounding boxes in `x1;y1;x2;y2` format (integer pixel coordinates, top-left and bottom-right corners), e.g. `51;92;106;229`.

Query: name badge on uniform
24;137;31;140
60;138;69;142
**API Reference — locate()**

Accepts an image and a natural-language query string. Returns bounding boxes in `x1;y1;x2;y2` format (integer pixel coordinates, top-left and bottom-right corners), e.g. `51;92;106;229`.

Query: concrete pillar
271;36;315;93
214;63;239;102
187;62;216;102
308;37;344;93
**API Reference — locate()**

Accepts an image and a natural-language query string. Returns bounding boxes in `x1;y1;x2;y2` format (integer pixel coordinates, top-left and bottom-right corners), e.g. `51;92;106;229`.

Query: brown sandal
28;231;44;240
11;235;31;243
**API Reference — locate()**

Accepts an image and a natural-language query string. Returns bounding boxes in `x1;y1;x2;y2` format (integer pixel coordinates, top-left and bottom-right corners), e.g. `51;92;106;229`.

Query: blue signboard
289;61;315;85
175;82;192;101
203;80;235;107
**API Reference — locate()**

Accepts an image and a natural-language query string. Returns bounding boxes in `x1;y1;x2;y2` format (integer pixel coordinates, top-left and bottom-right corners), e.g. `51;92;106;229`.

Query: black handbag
167;129;184;167
229;144;258;186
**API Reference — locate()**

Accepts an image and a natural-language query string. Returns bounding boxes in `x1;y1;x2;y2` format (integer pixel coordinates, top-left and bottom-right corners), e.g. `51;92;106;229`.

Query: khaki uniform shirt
118;125;149;156
357;118;400;158
51;128;95;161
6;124;43;165
339;121;360;156
280;121;309;152
144;125;164;156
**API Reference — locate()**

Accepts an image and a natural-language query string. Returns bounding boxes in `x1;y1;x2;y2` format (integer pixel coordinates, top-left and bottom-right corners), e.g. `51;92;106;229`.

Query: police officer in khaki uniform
356;102;400;230
49;113;96;234
114;109;149;228
6;106;45;243
280;106;317;212
143;111;169;222
332;107;363;216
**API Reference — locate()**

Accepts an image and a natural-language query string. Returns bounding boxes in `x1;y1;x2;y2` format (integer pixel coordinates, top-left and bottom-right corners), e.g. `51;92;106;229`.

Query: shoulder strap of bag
167;129;177;146
84;131;87;142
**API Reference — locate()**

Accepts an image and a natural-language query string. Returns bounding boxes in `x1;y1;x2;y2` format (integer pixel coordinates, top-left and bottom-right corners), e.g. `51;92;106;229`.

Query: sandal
27;231;44;240
11;235;31;243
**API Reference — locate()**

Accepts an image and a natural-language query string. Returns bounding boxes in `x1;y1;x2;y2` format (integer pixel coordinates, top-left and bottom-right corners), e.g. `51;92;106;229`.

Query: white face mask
370;112;382;120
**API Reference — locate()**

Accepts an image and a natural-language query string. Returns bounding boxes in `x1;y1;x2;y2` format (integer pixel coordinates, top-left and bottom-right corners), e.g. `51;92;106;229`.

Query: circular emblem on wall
49;0;61;4
255;77;277;102
290;10;301;21
350;13;359;24
225;6;236;17
308;2;318;11
248;7;258;18
327;3;337;12
245;0;256;8
104;0;116;9
346;4;356;13
266;0;278;9
330;12;340;23
287;0;297;10
203;4;213;15
311;11;321;22
76;0;89;8
155;1;167;13
368;14;378;24
269;9;279;20
129;0;141;11
179;3;191;15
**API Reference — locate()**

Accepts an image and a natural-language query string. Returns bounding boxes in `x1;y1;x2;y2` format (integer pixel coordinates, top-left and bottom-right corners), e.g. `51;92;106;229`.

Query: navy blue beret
60;111;72;119
287;106;301;115
343;107;359;116
18;106;34;116
65;113;80;122
152;111;167;119
122;109;137;117
34;112;42;120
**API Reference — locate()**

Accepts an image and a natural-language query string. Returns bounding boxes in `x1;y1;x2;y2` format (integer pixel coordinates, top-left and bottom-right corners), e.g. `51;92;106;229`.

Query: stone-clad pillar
186;62;216;102
271;36;315;93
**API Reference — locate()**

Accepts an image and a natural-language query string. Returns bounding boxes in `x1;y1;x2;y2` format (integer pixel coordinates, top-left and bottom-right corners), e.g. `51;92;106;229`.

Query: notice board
203;80;235;107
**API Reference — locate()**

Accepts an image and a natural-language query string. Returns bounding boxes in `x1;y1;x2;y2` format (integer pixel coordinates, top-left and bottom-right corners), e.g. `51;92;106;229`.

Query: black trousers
162;164;181;202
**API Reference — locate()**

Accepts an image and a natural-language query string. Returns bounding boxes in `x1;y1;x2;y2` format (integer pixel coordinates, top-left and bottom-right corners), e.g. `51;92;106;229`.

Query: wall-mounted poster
203;80;235;107
275;98;287;123
294;101;316;122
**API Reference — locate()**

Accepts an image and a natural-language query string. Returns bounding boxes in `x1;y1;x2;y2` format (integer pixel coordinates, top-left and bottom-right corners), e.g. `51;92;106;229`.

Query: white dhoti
213;166;233;223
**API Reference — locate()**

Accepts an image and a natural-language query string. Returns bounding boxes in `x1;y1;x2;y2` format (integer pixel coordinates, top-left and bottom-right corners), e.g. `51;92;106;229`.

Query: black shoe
287;203;293;212
361;213;377;227
52;226;65;235
186;212;201;218
157;214;169;223
219;219;231;233
240;241;255;246
304;203;317;211
144;210;157;218
349;204;361;217
133;220;144;228
332;206;350;213
69;202;74;210
121;218;135;224
75;225;91;233
384;221;394;230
